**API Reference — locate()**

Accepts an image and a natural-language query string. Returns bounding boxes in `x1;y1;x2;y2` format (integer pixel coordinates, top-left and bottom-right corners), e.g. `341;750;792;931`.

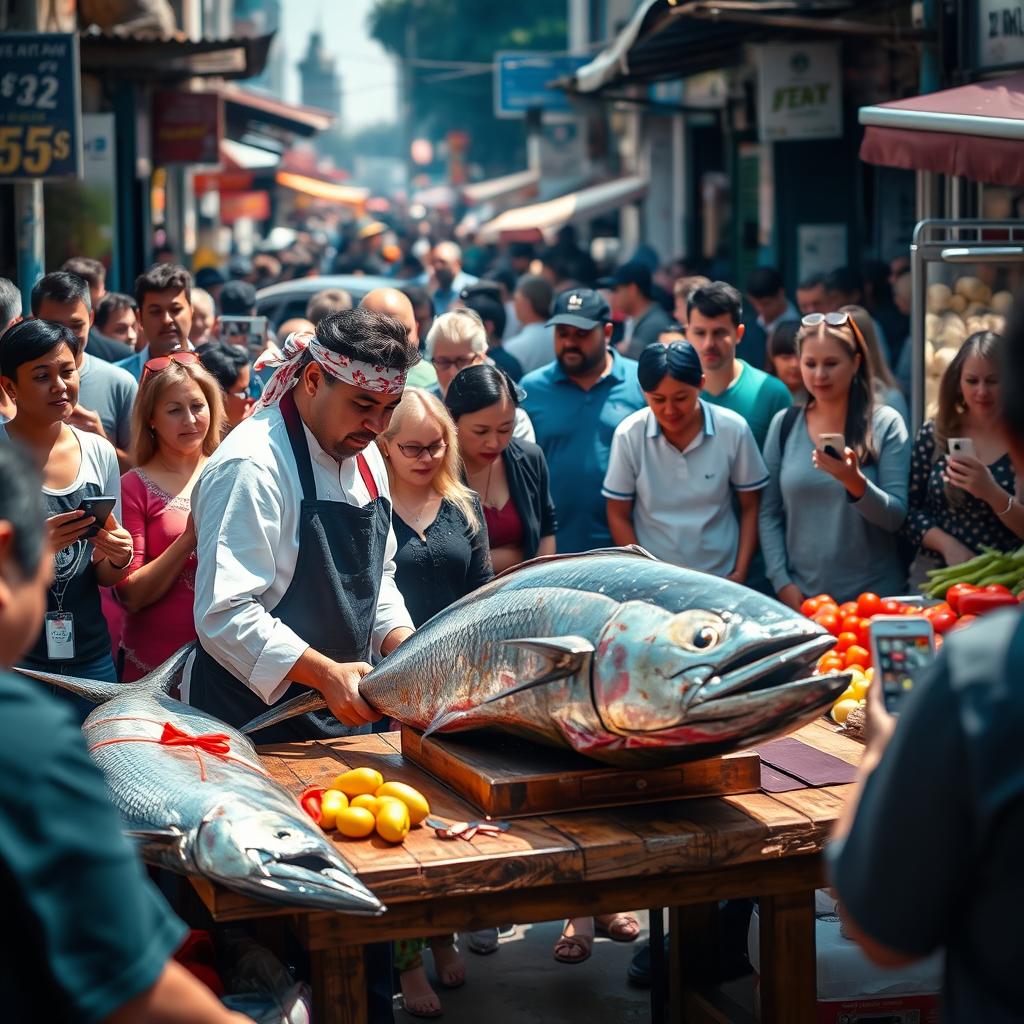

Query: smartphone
219;315;268;360
817;433;846;460
868;615;935;715
77;495;117;540
948;437;977;460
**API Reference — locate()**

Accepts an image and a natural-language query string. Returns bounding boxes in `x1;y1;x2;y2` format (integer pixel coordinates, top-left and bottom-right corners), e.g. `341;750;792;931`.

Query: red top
483;498;524;549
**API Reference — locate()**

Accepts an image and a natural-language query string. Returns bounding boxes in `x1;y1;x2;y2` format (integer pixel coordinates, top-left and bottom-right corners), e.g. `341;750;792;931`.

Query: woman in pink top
116;353;225;681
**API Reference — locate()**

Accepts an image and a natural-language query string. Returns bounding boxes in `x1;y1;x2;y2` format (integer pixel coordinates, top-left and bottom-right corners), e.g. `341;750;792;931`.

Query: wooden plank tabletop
192;718;862;923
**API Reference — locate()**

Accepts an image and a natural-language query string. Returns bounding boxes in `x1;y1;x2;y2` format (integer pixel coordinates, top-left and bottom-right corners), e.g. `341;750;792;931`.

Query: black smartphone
77;495;117;539
868;616;935;715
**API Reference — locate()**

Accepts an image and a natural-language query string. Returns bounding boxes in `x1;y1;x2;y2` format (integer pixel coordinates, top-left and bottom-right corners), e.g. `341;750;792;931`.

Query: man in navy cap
604;260;673;361
520;288;645;553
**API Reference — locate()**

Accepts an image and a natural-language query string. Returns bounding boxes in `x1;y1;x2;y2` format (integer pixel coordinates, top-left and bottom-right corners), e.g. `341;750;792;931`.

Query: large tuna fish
245;549;849;767
16;647;383;916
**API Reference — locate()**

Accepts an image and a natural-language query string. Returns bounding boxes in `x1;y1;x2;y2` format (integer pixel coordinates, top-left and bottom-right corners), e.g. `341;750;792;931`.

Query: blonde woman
378;387;493;1017
115;353;225;680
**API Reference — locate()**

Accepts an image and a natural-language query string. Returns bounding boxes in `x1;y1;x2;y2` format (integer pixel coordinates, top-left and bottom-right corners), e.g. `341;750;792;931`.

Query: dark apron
189;388;391;743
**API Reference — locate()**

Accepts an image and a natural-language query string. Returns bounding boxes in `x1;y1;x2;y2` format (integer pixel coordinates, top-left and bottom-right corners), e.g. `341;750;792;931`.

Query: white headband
252;332;407;412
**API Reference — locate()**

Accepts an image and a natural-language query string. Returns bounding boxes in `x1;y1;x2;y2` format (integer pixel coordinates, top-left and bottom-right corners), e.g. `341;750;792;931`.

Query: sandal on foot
595;913;641;942
465;928;499;955
399;966;442;1019
553;928;594;965
429;942;466;989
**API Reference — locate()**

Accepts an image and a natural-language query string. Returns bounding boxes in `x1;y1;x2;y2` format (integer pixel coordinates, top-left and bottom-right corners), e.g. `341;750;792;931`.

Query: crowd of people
0;226;1022;1023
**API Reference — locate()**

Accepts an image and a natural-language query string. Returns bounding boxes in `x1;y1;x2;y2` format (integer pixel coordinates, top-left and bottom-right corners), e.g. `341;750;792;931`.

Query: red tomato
800;597;823;618
834;631;859;653
843;644;871;669
838;601;859;618
856;592;882;618
879;599;903;615
817;654;845;674
840;614;862;635
984;584;1012;595
930;610;958;634
953;613;978;630
946;583;980;614
813;611;841;636
813;593;833;602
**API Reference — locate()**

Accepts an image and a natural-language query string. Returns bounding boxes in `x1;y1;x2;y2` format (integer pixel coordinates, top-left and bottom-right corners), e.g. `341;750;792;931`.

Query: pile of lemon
318;767;430;844
830;666;873;725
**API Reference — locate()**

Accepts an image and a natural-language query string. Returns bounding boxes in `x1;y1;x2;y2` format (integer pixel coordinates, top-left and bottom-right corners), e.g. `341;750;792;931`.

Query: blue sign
0;33;82;181
495;52;590;119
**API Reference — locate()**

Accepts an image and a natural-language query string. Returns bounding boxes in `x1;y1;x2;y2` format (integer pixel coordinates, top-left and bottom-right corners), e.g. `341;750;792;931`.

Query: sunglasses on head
801;311;866;345
142;351;201;378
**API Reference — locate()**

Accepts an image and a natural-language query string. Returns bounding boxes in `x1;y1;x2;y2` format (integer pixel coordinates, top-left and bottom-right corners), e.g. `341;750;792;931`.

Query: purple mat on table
754;737;858;790
758;764;809;793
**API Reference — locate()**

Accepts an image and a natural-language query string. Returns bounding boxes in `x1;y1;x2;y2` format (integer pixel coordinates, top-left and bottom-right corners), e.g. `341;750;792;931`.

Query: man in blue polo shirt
520;289;645;553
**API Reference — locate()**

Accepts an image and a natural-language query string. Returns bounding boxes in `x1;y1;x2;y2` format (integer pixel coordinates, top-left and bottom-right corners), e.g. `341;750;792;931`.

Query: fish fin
423;635;595;737
239;689;328;736
13;642;194;705
124;826;184;844
491;545;656;580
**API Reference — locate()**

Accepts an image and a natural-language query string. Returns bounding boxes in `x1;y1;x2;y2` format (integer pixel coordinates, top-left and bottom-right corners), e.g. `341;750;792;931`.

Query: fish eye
276;830;291;839
668;611;726;653
693;626;719;650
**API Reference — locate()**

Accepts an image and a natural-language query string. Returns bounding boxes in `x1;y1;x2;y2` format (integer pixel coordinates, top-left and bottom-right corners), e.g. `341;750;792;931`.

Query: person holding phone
115;355;225;681
760;311;910;608
0;320;133;706
903;331;1024;567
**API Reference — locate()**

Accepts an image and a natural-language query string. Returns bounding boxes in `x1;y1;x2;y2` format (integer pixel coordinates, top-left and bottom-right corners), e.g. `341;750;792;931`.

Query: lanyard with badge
46;539;88;660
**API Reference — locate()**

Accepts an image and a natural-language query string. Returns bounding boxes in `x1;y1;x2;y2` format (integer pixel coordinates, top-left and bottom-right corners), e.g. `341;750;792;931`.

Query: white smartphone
817;433;846;460
868;615;935;715
948;437;977;460
219;315;268;360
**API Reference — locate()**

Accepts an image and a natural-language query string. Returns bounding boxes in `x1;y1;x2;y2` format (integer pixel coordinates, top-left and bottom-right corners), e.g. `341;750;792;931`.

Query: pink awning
859;74;1024;187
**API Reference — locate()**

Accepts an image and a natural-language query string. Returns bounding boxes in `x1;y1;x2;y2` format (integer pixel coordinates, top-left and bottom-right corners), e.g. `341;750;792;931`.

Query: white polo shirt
602;401;769;575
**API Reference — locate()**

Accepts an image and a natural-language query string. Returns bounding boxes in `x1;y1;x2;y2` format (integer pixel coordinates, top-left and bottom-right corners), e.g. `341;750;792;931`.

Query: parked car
256;274;397;331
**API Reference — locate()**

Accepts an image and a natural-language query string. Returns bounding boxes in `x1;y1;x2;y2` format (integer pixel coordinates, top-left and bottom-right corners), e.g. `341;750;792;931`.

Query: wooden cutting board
400;726;761;818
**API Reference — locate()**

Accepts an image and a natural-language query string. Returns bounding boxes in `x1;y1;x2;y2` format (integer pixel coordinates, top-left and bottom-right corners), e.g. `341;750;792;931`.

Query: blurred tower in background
233;0;286;98
298;30;344;122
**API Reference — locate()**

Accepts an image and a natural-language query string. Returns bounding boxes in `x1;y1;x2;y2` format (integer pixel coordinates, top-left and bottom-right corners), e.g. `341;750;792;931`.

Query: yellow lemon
350;794;380;814
375;781;431;825
864;667;874;683
830;698;860;725
335;806;376;838
849;676;870;701
375;799;411;843
333;767;385;797
318;789;349;830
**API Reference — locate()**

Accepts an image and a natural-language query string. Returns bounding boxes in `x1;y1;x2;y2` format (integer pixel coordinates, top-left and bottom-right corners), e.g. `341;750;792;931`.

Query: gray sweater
759;405;910;602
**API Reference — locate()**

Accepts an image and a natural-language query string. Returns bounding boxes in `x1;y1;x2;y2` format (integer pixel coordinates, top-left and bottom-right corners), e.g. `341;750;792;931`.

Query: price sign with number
0;33;82;181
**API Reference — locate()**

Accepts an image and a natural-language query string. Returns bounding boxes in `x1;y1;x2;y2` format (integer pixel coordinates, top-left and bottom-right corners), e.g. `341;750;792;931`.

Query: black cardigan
502;438;558;560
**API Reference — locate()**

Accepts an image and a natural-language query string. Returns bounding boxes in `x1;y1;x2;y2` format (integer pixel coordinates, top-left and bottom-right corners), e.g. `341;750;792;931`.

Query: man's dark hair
219;280;257;317
61;256;105;291
747;266;784;299
490;268;516;293
306;288;352;326
198;340;249;392
0;441;46;580
462;291;506;341
31;271;92;316
824;266;863;298
0;278;21;329
1001;294;1024;442
797;272;827;292
314;307;420;373
401;285;431;312
0;317;80;379
687;281;743;327
95;292;137;331
134;264;192;309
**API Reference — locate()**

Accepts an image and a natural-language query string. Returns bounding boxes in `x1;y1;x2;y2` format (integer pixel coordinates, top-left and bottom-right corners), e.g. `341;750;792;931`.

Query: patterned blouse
903;419;1019;561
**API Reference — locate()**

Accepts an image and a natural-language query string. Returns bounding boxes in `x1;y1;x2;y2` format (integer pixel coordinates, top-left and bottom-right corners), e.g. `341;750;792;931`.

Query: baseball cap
546;288;611;330
219;280;257;316
597;260;653;295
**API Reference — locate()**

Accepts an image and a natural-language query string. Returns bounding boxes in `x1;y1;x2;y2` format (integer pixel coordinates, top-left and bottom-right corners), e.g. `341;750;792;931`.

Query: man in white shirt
505;275;555;374
188;308;418;740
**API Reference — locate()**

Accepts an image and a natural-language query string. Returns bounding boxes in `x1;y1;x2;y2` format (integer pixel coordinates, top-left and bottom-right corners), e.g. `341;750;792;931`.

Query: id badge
45;611;76;661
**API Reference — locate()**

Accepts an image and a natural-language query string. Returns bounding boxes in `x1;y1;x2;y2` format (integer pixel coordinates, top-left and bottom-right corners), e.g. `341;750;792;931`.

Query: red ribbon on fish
87;717;269;783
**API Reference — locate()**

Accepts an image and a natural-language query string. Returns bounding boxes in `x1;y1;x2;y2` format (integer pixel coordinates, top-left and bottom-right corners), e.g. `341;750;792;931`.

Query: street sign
0;32;83;181
494;52;589;119
756;42;842;143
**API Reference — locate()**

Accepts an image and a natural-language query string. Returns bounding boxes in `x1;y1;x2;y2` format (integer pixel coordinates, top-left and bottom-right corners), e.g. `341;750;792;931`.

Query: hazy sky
279;0;399;129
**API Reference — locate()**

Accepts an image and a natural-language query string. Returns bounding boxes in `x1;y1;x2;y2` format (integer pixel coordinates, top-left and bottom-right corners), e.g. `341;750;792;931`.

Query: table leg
649;908;666;1024
668;902;718;1023
309;945;367;1024
757;890;815;1024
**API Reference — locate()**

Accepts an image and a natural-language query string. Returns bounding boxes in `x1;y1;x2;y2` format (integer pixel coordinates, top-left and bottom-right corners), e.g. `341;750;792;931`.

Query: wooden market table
190;720;863;1024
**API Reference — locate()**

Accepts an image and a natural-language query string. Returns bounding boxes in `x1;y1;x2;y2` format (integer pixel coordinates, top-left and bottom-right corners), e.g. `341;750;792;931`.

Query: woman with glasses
0;319;133;709
760;311;911;608
198;340;253;428
377;386;492;1016
445;364;556;575
115;352;225;681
